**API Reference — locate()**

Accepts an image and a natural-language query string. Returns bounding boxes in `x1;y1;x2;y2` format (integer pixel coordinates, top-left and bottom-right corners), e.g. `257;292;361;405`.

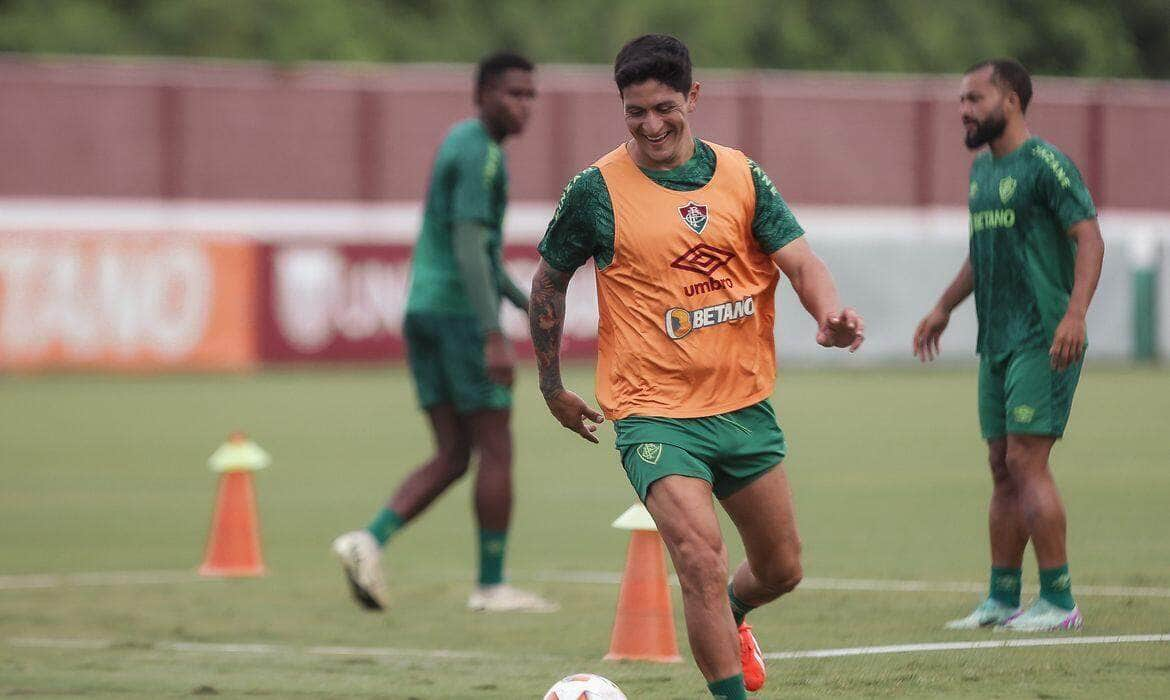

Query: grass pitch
1;364;1169;698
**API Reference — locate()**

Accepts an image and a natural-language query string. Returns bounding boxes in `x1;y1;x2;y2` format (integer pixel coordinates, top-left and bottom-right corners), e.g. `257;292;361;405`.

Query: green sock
707;674;747;700
365;508;404;547
989;566;1022;607
478;529;507;586
1039;564;1075;610
728;582;756;626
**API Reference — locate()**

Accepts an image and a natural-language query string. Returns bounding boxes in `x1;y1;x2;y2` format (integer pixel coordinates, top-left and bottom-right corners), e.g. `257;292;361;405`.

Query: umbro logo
671;243;736;277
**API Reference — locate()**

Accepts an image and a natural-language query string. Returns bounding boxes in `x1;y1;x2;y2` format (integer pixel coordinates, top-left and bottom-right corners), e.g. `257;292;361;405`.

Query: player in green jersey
333;52;555;614
914;59;1105;632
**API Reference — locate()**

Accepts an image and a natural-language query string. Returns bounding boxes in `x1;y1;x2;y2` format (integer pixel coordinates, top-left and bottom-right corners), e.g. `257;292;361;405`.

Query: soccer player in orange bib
531;35;864;700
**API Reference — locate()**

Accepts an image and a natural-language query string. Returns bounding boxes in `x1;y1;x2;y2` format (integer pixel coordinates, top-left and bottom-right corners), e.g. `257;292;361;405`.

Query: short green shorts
978;347;1081;440
404;312;511;414
614;399;787;502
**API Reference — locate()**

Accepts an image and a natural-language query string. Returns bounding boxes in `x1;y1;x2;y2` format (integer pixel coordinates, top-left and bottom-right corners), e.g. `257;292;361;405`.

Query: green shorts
978;347;1081;440
404;312;511;414
614;399;787;502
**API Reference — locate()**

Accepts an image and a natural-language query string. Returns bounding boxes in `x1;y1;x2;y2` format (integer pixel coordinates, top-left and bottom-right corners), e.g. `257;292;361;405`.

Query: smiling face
959;66;1011;150
621;78;700;170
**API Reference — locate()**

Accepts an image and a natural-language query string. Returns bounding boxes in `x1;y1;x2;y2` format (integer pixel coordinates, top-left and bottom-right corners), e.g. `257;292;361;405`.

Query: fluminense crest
637;443;663;464
999;176;1017;204
678;201;709;235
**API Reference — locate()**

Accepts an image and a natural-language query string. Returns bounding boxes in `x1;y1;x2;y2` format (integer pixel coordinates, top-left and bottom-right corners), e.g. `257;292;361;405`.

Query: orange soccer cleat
738;622;766;692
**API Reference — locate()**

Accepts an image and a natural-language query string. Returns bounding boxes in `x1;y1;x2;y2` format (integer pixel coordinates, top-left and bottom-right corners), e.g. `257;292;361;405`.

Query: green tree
0;0;1166;78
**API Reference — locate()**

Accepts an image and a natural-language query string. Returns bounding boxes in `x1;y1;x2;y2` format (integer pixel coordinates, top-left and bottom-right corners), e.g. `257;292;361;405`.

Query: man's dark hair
967;58;1033;113
614;34;692;95
476;51;534;96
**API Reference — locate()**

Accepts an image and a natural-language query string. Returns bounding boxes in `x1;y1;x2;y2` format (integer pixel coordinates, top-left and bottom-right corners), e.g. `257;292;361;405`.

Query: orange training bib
593;141;779;420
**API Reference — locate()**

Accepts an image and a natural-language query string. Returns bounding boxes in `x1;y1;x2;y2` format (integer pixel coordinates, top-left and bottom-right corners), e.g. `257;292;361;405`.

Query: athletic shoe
944;598;1021;629
738;622;766;692
1001;598;1083;632
331;530;387;611
467;584;558;613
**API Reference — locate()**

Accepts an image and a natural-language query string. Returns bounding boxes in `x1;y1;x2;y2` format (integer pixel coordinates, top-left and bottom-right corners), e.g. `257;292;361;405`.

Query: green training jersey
538;139;804;272
968;137;1096;355
406;118;508;316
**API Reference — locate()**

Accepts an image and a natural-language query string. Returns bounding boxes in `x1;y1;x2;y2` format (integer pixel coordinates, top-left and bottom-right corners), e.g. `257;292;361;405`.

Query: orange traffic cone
198;433;271;577
604;505;682;663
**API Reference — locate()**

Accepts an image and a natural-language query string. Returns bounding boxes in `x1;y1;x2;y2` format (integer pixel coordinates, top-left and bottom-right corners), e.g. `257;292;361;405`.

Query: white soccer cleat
331;530;388;611
467;584;559;613
944;598;1021;629
1000;599;1083;632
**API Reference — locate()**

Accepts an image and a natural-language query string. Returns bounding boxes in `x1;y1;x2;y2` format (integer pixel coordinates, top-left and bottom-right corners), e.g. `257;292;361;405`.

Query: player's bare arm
770;238;864;352
914;257;975;361
1050;218;1104;371
530;260;605;443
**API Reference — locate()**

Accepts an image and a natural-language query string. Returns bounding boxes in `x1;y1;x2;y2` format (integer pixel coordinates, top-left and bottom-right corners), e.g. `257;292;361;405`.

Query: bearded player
531;35;864;699
914;59;1104;631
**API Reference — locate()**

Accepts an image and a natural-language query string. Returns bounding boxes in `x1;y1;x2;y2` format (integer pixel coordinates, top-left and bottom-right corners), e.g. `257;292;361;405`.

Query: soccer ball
543;673;627;700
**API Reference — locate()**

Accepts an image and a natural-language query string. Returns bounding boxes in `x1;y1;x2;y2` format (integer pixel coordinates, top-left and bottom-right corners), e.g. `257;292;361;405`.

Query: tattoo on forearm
530;264;572;400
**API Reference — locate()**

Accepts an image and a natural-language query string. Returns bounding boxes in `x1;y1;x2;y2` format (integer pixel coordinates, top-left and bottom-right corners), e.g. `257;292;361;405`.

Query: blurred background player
914;59;1104;631
530;35;864;699
332;52;556;613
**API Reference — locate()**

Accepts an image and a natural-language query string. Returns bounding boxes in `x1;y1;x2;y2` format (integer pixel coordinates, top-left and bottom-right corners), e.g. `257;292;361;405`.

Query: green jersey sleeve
538;166;613;272
494;260;529;310
748;159;804;254
1031;143;1096;231
451;137;503;225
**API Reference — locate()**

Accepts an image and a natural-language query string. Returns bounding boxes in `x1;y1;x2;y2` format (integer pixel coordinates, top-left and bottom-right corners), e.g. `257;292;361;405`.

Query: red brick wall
2;57;1168;209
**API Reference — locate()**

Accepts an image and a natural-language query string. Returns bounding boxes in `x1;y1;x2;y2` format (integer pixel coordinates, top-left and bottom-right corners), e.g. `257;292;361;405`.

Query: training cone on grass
199;432;271;577
604;504;682;663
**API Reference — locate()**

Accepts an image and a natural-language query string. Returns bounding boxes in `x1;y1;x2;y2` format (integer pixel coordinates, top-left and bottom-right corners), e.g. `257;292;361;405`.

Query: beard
964;109;1007;149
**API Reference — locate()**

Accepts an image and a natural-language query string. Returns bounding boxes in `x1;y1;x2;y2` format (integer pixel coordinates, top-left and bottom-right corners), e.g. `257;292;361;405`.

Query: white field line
307;645;495;660
161;642;286;655
764;634;1170;660
527;571;1170;599
10;634;1169;663
7;637;502;661
2;568;1169;599
0;569;210;590
8;637;113;650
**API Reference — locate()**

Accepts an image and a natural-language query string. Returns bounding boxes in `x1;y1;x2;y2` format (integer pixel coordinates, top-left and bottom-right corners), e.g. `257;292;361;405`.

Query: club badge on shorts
637;443;663;465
